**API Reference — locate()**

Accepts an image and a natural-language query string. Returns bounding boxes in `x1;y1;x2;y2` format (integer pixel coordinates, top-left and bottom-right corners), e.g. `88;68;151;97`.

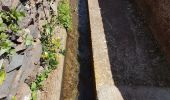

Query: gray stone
50;1;58;15
20;40;42;85
18;15;33;28
15;43;26;52
28;24;41;39
1;0;12;10
0;70;17;99
6;54;24;72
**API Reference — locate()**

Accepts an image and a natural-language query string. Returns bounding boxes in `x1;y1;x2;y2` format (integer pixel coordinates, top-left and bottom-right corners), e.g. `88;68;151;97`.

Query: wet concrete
61;0;96;99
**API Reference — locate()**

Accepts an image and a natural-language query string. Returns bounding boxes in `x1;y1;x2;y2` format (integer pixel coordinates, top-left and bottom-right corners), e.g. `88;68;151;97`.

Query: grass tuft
58;0;72;31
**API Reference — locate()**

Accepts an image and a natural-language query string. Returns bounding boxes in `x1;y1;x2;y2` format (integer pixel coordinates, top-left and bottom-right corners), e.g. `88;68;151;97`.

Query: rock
37;66;44;75
0;70;17;99
50;1;58;15
15;43;27;52
18;15;33;28
19;40;42;85
11;0;20;8
43;0;51;21
7;69;23;98
6;54;24;72
1;0;12;10
28;24;41;39
17;37;24;43
15;83;31;100
35;0;43;4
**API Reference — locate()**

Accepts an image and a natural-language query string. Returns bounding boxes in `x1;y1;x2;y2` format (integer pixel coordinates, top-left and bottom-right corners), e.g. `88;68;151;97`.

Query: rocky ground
0;0;66;99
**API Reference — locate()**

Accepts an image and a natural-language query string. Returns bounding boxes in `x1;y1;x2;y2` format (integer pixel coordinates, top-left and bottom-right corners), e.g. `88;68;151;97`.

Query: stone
50;1;58;15
15;83;31;100
0;70;17;99
15;43;27;52
6;54;24;72
19;40;42;85
18;15;33;28
28;24;41;39
17;37;24;43
11;0;20;8
1;0;12;8
35;0;43;4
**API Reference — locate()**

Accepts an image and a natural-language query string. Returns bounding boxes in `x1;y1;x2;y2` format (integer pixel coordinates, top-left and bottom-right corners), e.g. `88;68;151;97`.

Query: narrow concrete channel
77;0;96;99
61;0;96;99
62;0;170;99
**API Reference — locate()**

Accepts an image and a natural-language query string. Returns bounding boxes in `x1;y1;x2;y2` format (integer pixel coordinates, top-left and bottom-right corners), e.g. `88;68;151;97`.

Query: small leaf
32;90;37;100
0;69;6;86
12;96;16;100
25;34;33;46
31;82;37;91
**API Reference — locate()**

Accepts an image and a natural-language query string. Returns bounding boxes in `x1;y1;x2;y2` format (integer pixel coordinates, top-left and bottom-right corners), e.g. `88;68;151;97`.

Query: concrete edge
40;27;67;100
87;0;124;99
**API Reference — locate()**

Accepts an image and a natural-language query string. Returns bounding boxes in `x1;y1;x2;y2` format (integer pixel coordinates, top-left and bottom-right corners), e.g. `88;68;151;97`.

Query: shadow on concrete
98;0;170;87
77;0;96;100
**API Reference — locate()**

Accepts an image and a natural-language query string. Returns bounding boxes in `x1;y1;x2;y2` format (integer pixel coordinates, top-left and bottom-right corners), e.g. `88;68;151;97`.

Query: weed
58;0;72;31
30;0;71;99
0;66;6;86
30;16;60;100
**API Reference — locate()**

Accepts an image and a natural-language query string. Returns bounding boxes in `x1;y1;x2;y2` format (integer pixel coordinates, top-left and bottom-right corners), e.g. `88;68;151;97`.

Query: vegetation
0;9;25;57
0;66;6;85
0;9;30;85
30;0;72;99
58;0;72;31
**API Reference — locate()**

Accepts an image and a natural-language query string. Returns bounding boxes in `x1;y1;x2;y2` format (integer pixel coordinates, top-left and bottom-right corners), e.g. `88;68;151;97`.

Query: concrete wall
134;0;170;62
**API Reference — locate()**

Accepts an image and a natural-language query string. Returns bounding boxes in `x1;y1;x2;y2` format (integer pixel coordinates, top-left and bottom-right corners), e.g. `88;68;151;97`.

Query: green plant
30;68;51;100
0;33;14;56
0;66;6;86
12;96;16;100
58;0;72;31
30;16;60;100
0;9;26;56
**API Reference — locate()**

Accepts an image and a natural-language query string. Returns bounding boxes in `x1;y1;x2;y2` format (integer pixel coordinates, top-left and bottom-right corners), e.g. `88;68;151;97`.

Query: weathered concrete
40;27;67;100
118;86;170;100
88;0;123;99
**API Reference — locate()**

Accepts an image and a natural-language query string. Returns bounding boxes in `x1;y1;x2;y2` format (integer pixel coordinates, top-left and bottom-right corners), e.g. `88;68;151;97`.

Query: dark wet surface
78;0;96;99
98;0;170;87
61;0;96;99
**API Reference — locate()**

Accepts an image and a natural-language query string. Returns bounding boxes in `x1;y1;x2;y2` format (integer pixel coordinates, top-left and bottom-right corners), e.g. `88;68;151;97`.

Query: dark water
61;0;96;99
77;0;96;99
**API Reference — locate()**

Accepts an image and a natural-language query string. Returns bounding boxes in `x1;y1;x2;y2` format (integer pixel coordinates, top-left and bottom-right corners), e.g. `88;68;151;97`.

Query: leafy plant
58;0;72;31
0;9;26;56
0;67;6;86
0;33;14;56
12;96;16;100
24;34;34;46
